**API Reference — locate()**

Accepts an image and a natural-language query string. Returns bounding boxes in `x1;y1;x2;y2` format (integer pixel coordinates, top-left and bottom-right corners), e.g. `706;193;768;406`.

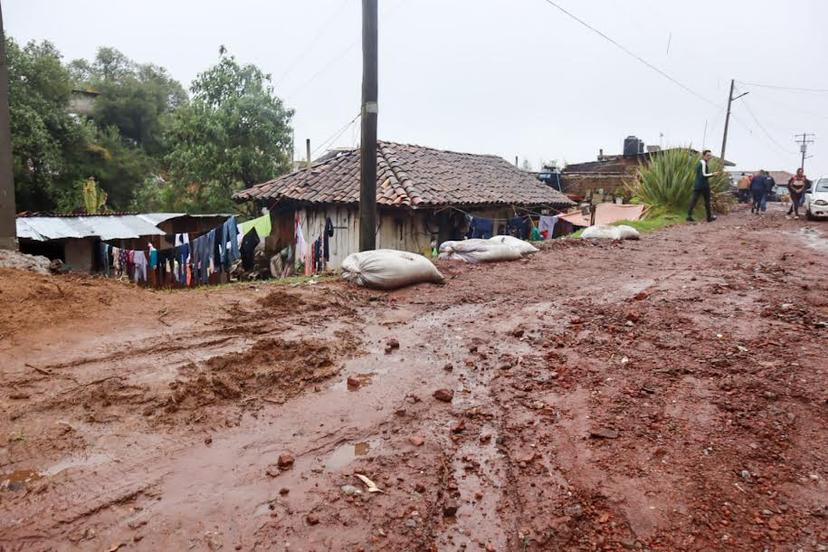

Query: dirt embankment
1;206;827;551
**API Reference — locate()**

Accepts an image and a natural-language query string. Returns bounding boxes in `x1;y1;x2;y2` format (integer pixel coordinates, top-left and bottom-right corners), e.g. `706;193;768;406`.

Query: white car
805;176;828;220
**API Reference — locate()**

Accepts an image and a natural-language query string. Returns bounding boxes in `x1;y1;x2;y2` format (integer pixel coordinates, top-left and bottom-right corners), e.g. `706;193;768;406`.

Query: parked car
805;176;828;220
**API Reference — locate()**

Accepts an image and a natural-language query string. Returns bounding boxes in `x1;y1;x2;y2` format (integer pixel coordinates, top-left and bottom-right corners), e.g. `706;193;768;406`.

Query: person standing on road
787;168;811;219
687;150;719;222
750;171;767;214
761;170;776;213
737;173;752;203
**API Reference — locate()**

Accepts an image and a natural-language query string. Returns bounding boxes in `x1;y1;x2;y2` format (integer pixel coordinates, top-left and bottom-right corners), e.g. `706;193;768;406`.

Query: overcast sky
6;0;828;176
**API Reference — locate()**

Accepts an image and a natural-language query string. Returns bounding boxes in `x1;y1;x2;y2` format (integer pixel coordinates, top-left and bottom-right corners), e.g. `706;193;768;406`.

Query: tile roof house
234;141;574;268
235;141;573;209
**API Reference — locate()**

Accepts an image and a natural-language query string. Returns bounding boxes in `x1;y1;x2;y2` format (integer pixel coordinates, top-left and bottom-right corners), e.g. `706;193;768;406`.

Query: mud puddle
797;226;828;252
0;469;42;491
324;438;382;471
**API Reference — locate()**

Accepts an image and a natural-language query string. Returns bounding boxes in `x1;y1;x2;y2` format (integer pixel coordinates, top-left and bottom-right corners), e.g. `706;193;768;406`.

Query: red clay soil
1;205;826;551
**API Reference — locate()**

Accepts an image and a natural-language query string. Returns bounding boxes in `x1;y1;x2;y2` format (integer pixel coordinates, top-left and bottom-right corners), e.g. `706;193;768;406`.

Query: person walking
787;168;811;219
737;173;752;203
760;170;775;212
687;150;719;222
750;171;767;214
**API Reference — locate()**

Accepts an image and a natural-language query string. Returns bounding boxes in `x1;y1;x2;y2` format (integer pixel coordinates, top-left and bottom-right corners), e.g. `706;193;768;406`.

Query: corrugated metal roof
16;213;185;242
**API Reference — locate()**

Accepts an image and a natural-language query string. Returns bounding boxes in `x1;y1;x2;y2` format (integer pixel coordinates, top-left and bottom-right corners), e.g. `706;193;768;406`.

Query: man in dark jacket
687;150;719;222
760;171;775;212
750;171;767;214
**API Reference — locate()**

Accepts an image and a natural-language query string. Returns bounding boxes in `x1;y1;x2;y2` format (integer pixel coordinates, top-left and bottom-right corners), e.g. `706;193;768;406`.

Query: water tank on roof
623;136;643;157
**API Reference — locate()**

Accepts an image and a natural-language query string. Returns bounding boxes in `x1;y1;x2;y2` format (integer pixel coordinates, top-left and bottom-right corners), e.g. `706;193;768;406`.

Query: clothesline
436;205;562;223
99;213;270;287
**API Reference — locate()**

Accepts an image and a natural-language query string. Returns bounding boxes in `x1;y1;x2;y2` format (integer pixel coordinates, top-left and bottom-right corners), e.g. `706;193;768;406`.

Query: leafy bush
625;148;733;215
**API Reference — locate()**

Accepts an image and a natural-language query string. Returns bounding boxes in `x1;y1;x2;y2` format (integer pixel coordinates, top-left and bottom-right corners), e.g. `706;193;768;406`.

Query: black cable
538;0;720;108
738;81;828;94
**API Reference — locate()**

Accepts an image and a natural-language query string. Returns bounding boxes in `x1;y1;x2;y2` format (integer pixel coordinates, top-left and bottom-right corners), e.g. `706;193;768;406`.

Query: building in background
235;141;574;268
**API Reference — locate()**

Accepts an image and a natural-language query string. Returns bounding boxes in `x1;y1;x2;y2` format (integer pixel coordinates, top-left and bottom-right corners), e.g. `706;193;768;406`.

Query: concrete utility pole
720;79;748;166
794;132;815;171
306;138;311;169
358;0;378;252
0;0;17;250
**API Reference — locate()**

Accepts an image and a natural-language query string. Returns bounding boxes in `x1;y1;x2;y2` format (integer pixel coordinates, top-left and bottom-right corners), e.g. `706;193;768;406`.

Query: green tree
7;38;91;211
71;47;187;156
161;52;294;212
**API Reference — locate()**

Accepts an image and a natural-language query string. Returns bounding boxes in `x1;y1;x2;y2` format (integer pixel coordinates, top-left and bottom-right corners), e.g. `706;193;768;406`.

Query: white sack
438;239;523;263
581;224;640;241
341;249;444;290
488;235;539;255
613;225;641;240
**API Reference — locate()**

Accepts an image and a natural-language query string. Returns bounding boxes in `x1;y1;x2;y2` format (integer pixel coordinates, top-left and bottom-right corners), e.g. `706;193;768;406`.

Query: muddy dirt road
1;206;826;551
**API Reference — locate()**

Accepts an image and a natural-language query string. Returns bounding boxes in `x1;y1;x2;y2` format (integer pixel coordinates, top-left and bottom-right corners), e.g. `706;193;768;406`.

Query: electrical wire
737;81;828;94
284;0;406;101
740;99;797;155
745;92;828;121
537;0;720;108
311;112;361;158
273;0;351;88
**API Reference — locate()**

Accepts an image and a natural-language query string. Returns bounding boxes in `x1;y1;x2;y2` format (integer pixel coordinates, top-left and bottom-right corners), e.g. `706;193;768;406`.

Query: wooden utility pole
720;79;748;166
0;0;17;250
358;0;378;252
794;132;815;171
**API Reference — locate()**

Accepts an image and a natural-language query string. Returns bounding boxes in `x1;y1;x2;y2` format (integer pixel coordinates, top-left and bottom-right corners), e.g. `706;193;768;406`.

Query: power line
311;112;361;158
746;92;828;121
738;81;828;94
273;0;351;88
537;0;720;108
284;0;406;101
740;99;798;155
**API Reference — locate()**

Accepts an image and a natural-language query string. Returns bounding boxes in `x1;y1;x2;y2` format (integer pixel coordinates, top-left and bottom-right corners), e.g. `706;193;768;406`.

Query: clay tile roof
234;141;574;209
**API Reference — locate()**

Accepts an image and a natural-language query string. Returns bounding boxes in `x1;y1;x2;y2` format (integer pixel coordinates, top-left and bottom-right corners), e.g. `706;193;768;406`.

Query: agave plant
625;148;732;215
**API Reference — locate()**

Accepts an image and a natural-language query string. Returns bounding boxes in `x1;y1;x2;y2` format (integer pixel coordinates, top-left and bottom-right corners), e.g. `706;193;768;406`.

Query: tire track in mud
0;287;371;549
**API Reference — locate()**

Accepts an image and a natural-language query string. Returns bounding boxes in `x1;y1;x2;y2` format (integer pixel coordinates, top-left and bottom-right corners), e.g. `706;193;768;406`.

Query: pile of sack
581;224;640;241
438;235;538;263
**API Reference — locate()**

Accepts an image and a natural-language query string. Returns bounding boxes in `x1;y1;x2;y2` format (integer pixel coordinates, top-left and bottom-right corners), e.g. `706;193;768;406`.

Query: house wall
294;205;523;269
64;238;94;272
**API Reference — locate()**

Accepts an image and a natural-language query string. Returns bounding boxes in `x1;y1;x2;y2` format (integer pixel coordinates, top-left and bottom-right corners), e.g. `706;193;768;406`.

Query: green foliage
162;52;294;212
625;148;731;215
81;177;108;213
73;47;187;156
9;40;293;215
7;38;91;211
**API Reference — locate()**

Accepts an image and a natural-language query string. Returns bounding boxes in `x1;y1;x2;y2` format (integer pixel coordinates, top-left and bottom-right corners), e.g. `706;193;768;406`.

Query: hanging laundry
469;217;494;239
239;213;272;240
177;242;190;283
507;216;530;240
126;250;135;280
323;217;334;262
295;213;308;270
218;216;240;271
538;215;558;240
240;227;260;271
133;251;148;283
99;243;110;276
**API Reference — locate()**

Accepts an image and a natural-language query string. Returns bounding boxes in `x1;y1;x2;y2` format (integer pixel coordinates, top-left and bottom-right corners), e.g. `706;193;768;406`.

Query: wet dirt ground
1;204;826;551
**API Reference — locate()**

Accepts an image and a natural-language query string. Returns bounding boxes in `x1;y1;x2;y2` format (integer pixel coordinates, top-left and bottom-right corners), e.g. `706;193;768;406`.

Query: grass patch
566;209;685;238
